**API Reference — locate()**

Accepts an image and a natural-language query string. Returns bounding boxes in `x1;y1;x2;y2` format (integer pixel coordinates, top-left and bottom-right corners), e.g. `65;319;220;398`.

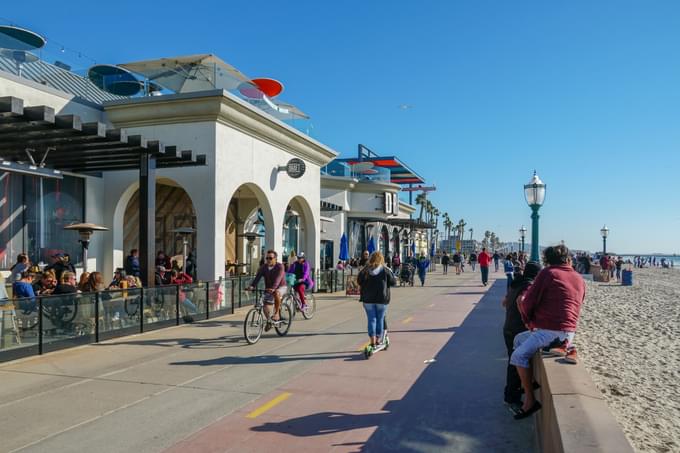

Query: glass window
0;172;24;269
1;172;84;270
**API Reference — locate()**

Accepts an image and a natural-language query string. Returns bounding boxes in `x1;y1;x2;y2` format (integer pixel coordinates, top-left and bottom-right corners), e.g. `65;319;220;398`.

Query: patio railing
0;269;348;363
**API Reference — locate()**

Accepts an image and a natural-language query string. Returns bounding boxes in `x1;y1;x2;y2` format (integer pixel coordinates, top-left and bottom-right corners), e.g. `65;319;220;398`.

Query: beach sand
579;268;680;453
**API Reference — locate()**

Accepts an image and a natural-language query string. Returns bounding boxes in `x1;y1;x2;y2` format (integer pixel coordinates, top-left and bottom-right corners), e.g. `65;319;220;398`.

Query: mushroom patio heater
63;223;109;273
523;171;546;262
600;225;609;254
172;227;196;275
519;226;527;253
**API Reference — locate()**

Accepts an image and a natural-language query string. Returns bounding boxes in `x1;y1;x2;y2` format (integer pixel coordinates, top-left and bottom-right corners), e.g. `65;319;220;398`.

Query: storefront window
0;171;84;269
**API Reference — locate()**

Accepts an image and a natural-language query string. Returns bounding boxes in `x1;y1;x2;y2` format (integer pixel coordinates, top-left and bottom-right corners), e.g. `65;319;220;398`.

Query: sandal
514;401;541;420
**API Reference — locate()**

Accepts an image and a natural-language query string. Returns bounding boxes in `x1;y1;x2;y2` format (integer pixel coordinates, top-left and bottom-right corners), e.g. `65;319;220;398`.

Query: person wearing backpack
357;251;396;348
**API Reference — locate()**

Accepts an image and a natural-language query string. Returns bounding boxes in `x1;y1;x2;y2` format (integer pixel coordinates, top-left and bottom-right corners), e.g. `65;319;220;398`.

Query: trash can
621;269;633;286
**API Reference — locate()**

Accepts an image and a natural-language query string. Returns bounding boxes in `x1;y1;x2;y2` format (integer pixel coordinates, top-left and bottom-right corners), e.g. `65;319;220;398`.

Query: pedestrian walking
493;251;501;272
478;248;492;286
469;251;478;272
504;254;515;290
441;252;450;275
416;255;430;286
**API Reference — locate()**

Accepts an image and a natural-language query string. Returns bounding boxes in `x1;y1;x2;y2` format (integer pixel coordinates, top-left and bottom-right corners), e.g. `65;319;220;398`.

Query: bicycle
243;289;292;344
283;285;316;320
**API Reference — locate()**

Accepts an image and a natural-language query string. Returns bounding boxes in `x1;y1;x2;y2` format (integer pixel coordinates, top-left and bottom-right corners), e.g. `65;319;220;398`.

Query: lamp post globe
524;171;546;262
600;225;609;254
519;225;527;253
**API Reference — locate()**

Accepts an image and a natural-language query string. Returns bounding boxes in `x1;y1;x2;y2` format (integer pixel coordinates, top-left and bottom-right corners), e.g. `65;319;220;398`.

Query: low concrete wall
534;353;634;453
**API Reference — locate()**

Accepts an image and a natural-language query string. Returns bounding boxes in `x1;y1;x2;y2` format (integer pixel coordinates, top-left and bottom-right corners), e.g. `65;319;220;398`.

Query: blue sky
4;1;680;254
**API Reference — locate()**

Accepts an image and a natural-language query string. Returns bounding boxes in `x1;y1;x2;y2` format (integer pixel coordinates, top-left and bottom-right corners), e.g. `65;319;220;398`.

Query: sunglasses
266;256;275;261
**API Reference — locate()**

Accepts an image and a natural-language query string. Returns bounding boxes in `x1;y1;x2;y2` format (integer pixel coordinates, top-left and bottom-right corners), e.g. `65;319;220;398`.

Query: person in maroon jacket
247;250;287;329
510;244;586;419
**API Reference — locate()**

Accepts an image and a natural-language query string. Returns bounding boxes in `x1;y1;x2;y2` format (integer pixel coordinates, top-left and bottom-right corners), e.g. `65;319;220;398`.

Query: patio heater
63;223;109;273
171;227;196;275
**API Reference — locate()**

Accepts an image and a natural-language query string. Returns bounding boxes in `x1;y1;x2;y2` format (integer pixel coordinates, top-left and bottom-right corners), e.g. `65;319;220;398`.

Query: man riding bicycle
287;252;313;309
247;250;286;331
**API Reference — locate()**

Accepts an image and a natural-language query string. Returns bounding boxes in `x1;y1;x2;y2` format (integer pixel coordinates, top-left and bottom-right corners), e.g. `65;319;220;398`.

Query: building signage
285;158;306;179
384;192;393;214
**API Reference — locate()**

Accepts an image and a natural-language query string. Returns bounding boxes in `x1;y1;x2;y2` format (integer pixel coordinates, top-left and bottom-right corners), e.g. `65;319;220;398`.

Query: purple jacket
288;261;314;289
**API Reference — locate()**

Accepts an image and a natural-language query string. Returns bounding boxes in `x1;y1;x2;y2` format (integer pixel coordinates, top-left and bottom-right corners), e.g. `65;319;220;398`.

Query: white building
1;53;336;283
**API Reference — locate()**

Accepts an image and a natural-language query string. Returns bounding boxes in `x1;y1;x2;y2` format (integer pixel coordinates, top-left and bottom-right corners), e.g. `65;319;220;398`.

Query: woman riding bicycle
287;252;313;309
247;250;286;329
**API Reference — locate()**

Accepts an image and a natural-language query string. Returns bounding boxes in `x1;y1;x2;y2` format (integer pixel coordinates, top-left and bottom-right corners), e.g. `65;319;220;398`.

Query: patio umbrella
339;233;350;261
367;236;376;254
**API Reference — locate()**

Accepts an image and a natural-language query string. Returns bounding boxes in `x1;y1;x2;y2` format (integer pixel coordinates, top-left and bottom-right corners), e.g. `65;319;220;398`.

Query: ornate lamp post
524;171;546;262
63;223;109;273
519;225;527;253
600;225;609;254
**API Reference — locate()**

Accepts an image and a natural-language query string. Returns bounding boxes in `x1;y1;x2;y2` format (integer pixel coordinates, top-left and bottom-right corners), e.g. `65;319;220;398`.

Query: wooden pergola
0;96;207;286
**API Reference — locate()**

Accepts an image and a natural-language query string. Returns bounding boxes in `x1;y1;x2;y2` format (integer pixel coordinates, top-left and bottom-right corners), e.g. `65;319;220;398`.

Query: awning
0;96;206;173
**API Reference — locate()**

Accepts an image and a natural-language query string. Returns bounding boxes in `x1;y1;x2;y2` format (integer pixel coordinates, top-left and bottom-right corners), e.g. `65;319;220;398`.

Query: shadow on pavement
250;280;536;453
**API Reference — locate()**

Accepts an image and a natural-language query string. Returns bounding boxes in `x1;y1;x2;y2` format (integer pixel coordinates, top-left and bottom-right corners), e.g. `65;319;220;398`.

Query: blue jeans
510;329;575;368
363;303;387;338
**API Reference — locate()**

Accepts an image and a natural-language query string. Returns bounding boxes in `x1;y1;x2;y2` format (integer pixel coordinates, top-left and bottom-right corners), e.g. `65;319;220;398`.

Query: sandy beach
579;268;680;453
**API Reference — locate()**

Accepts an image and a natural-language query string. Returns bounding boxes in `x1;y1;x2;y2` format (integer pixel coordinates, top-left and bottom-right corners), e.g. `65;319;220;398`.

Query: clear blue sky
4;1;680;254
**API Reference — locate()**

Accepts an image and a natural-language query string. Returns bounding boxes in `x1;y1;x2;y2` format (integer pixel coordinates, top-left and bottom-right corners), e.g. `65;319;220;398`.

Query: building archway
379;225;390;258
114;177;197;277
392;228;401;258
225;183;275;276
281;195;316;268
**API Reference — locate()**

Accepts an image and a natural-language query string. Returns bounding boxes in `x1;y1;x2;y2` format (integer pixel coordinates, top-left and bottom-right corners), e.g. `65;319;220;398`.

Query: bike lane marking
401;316;413;324
245;392;292;419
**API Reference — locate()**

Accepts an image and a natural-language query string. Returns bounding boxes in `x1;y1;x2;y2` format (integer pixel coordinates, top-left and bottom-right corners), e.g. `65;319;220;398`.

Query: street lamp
63;223;109;273
519;226;527;253
171;227;196;275
600;225;609;254
524;171;546;262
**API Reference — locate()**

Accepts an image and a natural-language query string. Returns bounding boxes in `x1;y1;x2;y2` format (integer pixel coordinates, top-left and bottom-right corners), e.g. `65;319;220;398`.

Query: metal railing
0;270;349;362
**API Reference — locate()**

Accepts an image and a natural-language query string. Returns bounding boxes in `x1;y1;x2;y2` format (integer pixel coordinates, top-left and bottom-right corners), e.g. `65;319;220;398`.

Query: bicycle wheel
283;294;296;318
124;297;140;316
301;293;316;320
274;303;292;336
244;308;264;344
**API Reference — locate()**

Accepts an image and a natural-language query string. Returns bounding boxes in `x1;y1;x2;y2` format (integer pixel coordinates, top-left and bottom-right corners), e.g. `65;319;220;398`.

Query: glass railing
0;270;347;362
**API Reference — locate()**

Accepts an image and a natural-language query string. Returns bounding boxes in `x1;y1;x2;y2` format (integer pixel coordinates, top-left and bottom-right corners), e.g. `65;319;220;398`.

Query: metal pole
182;237;188;275
530;205;540;262
603;237;607;255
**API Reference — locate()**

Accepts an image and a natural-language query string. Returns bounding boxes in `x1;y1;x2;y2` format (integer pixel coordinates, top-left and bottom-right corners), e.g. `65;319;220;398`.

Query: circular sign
286;158;306;179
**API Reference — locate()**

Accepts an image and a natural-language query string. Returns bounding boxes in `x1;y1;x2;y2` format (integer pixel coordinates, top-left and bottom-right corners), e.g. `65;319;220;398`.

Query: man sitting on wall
511;244;586;420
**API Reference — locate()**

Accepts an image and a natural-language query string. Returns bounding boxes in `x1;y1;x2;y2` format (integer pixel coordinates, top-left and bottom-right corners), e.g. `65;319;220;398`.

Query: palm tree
415;193;427;221
490;232;497;251
483;230;491;249
442;213;452;251
425;201;433;224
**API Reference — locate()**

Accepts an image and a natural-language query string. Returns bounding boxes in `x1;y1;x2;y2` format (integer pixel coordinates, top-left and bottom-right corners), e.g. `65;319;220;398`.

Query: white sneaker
112;312;120;322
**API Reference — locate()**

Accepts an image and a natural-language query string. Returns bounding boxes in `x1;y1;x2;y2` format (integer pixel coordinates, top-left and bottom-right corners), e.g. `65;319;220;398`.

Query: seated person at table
108;268;127;289
13;270;36;311
510;245;585;420
53;271;79;295
33;270;57;296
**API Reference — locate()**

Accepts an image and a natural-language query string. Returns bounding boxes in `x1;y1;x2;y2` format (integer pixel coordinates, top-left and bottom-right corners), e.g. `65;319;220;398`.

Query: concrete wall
534;354;635;453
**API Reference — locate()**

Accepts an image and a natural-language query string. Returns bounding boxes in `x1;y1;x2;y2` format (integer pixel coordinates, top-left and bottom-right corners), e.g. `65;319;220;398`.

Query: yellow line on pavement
402;316;413;324
358;341;371;351
428;303;435;308
246;392;292;419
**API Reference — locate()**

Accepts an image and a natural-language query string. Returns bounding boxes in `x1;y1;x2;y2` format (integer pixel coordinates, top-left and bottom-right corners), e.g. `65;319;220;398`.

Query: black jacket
357;266;396;304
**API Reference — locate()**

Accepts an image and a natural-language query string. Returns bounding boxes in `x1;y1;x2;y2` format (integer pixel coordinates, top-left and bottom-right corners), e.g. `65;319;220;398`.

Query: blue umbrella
339;233;350;261
367;236;376;254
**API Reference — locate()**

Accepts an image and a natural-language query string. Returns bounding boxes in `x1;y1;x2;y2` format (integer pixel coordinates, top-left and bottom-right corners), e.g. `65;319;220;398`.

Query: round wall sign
286;158;306;178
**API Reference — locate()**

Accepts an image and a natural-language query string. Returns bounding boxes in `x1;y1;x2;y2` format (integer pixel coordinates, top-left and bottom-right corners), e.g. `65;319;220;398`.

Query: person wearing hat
287;252;313;308
45;253;74;283
502;261;542;408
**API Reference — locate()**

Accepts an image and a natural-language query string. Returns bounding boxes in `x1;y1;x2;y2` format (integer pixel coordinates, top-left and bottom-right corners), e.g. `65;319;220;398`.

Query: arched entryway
379;225;390;258
392;228;400;259
121;178;198;277
281;196;316;268
225;184;274;276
